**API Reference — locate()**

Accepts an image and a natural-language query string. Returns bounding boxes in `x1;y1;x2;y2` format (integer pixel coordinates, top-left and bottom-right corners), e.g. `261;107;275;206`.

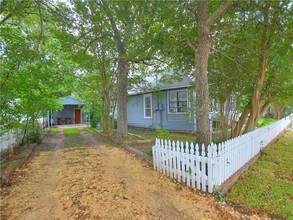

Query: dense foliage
1;0;292;144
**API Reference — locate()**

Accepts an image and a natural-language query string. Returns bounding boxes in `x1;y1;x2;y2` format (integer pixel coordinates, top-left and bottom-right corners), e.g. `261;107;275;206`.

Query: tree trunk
244;5;270;133
233;3;277;136
195;0;212;146
101;68;111;133
102;0;129;137
191;0;232;145
21;116;29;146
116;58;129;137
111;100;117;130
232;103;251;137
273;106;284;120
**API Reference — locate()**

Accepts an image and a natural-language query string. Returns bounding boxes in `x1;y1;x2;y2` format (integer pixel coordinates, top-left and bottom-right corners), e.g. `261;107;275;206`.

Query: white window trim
143;94;152;119
167;89;189;114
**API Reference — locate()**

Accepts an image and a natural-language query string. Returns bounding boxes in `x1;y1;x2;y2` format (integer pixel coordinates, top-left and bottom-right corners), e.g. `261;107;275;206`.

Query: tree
207;0;292;137
61;0;166;137
0;0;74;141
173;0;232;145
230;0;292;136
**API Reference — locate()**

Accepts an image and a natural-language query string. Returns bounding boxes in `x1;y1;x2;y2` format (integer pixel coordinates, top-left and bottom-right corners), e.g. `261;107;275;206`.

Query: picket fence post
152;116;291;193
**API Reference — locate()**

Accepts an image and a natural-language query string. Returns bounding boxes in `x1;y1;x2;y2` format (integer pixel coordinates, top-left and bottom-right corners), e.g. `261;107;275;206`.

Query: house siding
53;105;86;125
127;88;195;131
127;95;154;128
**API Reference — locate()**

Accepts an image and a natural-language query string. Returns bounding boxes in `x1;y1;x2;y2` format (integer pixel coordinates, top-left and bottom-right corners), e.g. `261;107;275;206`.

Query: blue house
127;77;196;131
52;97;86;125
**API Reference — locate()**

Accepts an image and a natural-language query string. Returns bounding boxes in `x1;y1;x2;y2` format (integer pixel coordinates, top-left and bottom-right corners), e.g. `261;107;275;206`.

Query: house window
144;94;152;118
168;90;188;113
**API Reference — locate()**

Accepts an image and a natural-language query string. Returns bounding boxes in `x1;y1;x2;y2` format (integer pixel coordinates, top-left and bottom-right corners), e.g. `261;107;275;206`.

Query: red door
75;109;81;124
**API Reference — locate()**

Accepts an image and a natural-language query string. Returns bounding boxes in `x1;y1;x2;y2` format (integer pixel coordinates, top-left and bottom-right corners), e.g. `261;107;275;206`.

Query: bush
27;126;42;144
257;117;277;127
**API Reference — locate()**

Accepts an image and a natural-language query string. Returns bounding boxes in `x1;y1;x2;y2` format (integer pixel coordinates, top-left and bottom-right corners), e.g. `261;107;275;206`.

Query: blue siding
127;88;196;131
52;105;86;125
127;94;154;128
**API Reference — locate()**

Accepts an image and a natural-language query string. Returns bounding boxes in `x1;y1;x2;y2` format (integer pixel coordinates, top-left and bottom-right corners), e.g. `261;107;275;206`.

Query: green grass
1;159;21;169
49;128;58;135
64;135;83;148
63;128;80;135
145;148;153;157
128;127;225;143
257;117;277;128
63;128;82;147
128;128;197;143
83;127;95;134
226;131;293;219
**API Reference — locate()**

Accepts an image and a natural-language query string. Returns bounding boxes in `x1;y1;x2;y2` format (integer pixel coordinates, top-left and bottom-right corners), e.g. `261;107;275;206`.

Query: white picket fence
0;130;22;151
0;117;48;152
152;116;291;193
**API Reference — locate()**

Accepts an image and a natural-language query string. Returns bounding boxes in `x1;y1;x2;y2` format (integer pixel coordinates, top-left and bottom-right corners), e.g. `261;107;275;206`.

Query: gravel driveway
0;129;248;219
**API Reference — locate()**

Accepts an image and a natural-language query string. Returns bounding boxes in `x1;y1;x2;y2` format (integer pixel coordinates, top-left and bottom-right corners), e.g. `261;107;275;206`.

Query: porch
55;124;88;129
49;97;88;127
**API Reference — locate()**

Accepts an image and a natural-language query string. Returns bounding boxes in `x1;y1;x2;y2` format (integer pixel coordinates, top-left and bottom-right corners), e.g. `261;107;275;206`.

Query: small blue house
52;97;86;125
127;77;196;131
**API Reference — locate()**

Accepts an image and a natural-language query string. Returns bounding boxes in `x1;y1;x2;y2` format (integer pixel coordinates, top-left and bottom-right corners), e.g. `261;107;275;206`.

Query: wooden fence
152;116;291;193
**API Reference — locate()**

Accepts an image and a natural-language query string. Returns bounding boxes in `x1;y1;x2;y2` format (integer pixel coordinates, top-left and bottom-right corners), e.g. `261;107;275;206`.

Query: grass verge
145;148;153;157
83;127;95;134
128;128;196;143
63;128;80;135
63;128;82;147
226;131;293;219
49;128;58;135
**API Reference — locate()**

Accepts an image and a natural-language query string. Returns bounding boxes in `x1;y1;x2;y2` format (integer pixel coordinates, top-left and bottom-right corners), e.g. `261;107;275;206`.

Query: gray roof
158;76;193;90
59;97;84;105
129;76;194;95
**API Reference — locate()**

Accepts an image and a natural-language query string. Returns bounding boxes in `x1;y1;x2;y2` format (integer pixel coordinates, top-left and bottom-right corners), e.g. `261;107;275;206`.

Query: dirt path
1;129;237;219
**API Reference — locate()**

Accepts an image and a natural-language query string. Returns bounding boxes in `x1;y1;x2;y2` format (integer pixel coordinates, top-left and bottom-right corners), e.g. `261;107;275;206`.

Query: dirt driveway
1;129;242;219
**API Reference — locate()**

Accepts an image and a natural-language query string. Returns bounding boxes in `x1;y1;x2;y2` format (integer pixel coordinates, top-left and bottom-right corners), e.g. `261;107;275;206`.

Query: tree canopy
1;0;292;143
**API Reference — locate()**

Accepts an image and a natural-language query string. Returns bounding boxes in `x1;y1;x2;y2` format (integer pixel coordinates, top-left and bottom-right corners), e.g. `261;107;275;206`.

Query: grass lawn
128;127;224;143
49;128;58;135
127;127;228;157
128;128;197;143
63;128;82;148
63;128;80;135
83;127;96;134
226;131;293;219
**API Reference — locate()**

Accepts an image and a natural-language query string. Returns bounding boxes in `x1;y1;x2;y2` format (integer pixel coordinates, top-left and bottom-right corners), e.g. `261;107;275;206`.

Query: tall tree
207;0;292;137
1;0;74;138
187;0;233;145
62;0;166;137
231;0;292;136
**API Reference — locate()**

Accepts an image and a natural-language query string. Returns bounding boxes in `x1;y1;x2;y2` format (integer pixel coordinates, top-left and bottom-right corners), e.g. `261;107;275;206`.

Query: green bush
257;117;277;127
27;126;42;143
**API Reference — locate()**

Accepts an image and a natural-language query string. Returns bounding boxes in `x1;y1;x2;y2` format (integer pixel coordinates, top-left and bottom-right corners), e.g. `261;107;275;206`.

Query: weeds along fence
152;116;291;193
0;130;22;152
0;117;48;152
